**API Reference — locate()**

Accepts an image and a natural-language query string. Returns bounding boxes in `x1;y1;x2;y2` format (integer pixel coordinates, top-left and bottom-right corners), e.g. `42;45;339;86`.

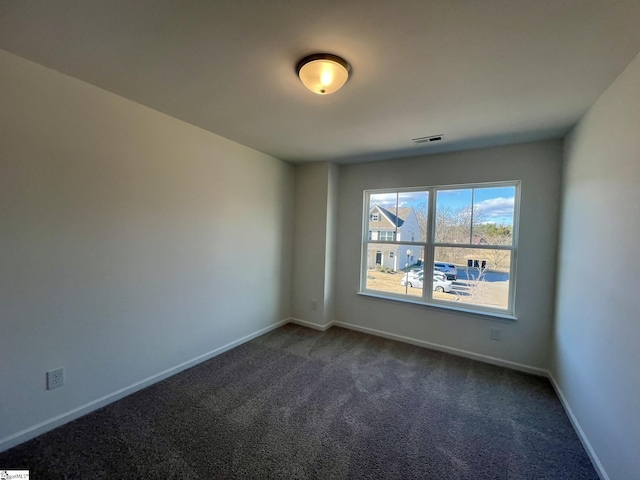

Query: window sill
357;291;517;322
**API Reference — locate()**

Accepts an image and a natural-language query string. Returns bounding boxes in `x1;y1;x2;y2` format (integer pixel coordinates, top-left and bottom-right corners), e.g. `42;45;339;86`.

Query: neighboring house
472;235;488;245
367;205;420;271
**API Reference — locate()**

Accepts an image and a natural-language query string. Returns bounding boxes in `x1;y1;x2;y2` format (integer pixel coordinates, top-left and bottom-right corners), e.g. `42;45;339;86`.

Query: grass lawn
364;270;458;301
365;269;509;309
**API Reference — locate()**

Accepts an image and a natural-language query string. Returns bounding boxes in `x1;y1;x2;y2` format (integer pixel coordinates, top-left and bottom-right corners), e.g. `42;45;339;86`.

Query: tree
414;204;512;271
414;201;429;241
473;223;512;270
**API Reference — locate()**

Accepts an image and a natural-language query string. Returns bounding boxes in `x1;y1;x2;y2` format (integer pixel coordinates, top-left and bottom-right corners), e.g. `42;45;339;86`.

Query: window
370;213;379;221
361;182;519;317
379;231;396;241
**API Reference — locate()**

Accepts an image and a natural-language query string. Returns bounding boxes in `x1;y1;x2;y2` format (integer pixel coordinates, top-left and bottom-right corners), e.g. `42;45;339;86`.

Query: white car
400;273;452;292
433;276;453;292
405;269;447;282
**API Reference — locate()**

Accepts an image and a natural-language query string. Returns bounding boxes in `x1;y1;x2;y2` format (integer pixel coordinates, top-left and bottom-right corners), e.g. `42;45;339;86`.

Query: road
449;267;509;308
454;267;509;283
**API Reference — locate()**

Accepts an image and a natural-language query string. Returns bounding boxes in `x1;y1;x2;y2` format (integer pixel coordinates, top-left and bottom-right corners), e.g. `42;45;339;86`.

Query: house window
361;182;519;318
379;231;396;241
370;213;379;221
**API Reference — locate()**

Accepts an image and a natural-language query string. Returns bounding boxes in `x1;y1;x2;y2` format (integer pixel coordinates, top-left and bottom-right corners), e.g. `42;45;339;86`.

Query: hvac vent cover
412;134;444;145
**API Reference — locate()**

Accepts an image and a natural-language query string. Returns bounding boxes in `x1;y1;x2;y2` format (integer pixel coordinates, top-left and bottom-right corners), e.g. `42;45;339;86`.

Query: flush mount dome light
297;53;351;95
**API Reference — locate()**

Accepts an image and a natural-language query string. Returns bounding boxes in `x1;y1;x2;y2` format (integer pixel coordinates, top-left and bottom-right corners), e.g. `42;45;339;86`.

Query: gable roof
370;205;415;228
472;235;489;245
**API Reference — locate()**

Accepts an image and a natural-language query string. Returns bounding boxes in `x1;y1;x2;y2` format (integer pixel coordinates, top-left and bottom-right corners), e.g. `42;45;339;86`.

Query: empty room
1;1;639;479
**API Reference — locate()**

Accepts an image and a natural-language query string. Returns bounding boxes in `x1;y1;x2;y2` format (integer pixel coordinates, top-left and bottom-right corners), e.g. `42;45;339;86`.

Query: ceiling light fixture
297;53;351;95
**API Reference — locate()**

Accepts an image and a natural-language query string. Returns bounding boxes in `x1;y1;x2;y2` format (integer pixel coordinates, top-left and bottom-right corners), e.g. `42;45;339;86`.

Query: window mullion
393;192;399;240
423;187;437;302
470;188;475;244
508;246;517;313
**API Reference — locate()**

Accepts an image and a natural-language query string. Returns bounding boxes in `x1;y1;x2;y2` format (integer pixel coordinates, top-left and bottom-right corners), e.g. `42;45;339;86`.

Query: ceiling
1;1;639;164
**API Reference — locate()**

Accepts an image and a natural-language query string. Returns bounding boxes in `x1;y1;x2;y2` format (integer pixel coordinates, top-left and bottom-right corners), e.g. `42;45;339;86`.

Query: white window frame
359;181;520;319
379;231;396;241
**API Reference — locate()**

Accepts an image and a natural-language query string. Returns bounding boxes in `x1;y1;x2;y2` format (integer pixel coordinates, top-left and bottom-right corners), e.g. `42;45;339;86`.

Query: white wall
290;162;337;326
0;49;293;449
335;141;563;370
398;210;419;244
324;163;339;325
553;52;640;480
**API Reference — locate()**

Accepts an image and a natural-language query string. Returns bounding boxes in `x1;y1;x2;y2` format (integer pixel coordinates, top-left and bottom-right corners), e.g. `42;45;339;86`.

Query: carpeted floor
0;324;597;479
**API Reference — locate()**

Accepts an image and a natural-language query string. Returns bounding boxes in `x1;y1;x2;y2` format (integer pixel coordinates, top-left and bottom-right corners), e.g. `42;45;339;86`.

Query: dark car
434;262;457;280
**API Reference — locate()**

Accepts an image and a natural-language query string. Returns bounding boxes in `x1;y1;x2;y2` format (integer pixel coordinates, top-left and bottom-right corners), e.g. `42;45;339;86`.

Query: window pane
433;247;511;310
398;191;429;242
362;183;518;316
368;193;398;241
435;189;472;243
379;231;396;241
365;244;424;298
471;186;516;246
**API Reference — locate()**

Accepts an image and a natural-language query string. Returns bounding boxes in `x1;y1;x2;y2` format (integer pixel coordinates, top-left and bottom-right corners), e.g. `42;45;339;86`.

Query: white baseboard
547;372;609;480
332;321;548;377
2;317;609;480
0;318;289;453
287;317;335;331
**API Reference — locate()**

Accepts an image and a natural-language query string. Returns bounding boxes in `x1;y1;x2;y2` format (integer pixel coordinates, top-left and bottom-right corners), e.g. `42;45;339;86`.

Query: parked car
433;271;447;282
400;273;420;288
400;273;452;292
433;276;453;292
404;269;447;282
434;262;457;280
404;270;422;281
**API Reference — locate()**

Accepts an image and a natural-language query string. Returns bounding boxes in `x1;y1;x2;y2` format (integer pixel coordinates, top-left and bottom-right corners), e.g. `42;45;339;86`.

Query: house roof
371;205;414;228
472;235;488;245
1;1;638;164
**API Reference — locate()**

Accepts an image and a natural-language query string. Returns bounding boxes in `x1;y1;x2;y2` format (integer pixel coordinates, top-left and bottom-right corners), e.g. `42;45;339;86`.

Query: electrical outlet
46;367;64;390
311;300;318;310
491;328;502;341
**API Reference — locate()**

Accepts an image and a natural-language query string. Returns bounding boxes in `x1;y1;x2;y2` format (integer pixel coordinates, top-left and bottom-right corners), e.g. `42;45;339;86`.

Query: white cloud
475;197;514;220
371;191;429;208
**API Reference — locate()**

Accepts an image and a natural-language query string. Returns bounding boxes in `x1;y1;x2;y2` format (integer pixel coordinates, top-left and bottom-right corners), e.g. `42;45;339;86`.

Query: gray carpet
0;324;597;479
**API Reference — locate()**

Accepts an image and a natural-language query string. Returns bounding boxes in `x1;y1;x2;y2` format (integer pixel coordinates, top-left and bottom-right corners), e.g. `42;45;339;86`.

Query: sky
370;186;516;226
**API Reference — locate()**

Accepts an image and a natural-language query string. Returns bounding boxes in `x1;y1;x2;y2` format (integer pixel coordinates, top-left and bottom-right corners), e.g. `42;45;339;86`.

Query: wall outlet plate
46;367;64;390
491;328;502;341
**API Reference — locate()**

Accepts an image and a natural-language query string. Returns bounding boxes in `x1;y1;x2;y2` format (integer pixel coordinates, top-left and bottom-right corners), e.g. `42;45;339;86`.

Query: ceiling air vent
412;134;444;145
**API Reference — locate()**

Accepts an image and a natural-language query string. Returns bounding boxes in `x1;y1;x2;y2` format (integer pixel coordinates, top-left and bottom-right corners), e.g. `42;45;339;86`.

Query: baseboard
547;372;610;480
288;317;335;331
332;321;548;377
0;318;290;453
3;317;608;480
